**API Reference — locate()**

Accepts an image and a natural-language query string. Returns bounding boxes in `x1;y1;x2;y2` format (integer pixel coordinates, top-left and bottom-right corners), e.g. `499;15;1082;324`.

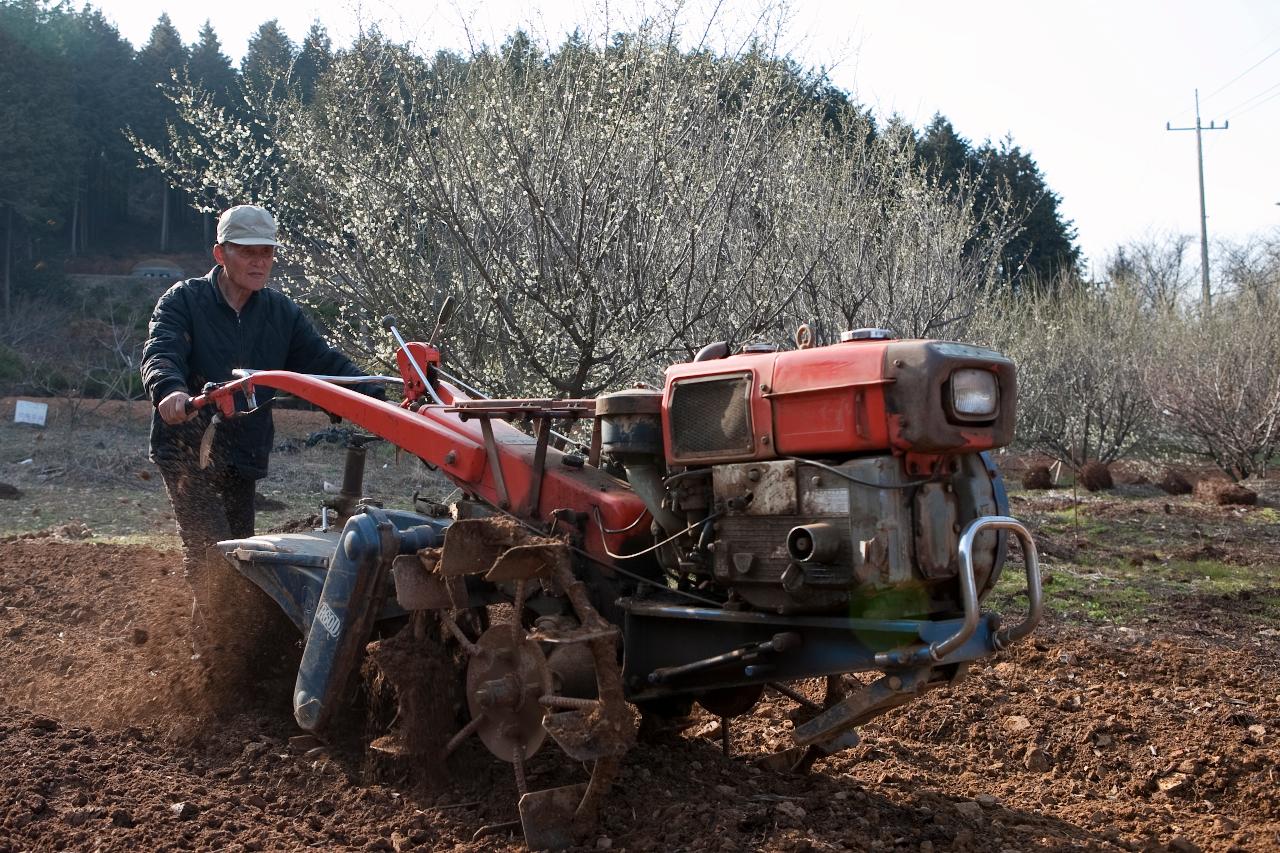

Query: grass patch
1160;559;1258;592
1033;507;1111;539
988;550;1280;630
1244;506;1280;525
990;561;1155;623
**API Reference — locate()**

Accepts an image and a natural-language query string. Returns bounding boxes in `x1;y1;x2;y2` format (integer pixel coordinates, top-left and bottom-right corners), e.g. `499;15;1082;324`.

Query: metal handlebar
930;515;1042;661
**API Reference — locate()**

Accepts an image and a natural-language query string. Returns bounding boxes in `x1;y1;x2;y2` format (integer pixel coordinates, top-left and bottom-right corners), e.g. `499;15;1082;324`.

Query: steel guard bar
875;515;1042;667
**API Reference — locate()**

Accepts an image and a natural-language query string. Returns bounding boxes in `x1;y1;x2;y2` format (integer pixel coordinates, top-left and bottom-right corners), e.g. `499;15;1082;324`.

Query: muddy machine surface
195;316;1042;849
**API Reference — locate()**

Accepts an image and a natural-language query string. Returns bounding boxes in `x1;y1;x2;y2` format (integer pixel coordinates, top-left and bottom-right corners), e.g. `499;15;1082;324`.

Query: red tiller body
197;366;650;568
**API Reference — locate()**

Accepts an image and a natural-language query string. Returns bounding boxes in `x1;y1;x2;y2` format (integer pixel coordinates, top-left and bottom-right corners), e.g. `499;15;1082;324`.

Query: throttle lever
382;314;442;405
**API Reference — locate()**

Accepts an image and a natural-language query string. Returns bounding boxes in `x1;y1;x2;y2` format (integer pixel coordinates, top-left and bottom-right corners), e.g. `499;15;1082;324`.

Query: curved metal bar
231;368;403;384
930;515;1041;662
992;519;1043;649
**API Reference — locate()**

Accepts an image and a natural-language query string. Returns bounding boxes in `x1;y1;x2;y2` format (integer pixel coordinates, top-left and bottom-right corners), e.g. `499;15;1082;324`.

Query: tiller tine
518;783;590;852
485;543;570;583
543;709;632;762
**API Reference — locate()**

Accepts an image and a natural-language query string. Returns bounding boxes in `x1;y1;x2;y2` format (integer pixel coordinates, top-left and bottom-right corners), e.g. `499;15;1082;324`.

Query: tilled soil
1;537;1278;853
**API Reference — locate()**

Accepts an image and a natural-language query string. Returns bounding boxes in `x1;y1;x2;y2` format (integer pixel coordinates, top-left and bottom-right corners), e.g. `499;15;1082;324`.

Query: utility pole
1167;89;1228;312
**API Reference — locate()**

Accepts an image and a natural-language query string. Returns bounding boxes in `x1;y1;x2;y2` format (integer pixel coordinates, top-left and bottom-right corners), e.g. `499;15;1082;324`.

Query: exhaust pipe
786;523;841;563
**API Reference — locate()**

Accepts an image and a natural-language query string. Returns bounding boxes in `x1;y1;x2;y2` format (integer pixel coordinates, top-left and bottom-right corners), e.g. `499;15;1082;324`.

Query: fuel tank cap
840;327;897;342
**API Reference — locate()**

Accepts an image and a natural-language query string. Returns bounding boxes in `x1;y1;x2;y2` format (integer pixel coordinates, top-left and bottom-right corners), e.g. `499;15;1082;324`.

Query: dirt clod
1194;479;1258;506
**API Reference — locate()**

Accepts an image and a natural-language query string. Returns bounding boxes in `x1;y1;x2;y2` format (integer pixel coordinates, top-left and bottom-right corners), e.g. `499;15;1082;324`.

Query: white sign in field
13;400;48;427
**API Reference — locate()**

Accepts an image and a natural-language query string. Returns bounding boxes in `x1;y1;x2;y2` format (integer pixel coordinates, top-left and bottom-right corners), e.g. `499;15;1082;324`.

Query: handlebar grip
184;395;206;414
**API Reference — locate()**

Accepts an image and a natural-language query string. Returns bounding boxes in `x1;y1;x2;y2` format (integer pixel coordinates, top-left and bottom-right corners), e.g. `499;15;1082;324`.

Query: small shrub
1022;465;1053;490
0;344;24;385
1193;479;1257;506
1078;461;1114;492
1157;469;1193;495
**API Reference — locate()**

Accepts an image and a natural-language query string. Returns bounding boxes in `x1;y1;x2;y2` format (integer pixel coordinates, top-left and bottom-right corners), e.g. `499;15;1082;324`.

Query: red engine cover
662;340;894;466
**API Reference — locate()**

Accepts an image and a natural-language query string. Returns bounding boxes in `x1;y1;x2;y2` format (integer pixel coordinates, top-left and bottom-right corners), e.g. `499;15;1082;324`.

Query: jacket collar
207;265;260;313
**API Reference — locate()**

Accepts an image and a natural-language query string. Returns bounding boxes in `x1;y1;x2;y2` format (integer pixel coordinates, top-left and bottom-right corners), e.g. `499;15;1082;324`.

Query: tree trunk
69;181;80;256
2;204;11;322
160;183;170;253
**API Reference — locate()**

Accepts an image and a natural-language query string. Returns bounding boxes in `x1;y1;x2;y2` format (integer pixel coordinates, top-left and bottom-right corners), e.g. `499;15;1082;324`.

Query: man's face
214;242;275;293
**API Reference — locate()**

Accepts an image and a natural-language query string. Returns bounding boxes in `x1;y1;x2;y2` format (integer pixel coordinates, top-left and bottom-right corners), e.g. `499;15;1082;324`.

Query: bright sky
85;0;1280;277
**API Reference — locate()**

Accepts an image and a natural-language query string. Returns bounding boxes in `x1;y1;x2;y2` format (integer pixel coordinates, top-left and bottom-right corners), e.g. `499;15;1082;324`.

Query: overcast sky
84;0;1280;277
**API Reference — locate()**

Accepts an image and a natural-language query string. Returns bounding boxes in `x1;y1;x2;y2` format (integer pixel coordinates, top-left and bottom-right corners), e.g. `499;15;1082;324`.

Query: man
141;204;376;650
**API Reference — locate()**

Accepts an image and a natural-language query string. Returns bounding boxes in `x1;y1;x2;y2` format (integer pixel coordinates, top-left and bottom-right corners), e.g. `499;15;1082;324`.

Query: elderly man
140;204;375;646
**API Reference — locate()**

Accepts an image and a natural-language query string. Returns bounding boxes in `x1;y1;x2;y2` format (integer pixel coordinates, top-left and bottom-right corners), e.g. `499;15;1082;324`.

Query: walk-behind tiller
191;312;1042;850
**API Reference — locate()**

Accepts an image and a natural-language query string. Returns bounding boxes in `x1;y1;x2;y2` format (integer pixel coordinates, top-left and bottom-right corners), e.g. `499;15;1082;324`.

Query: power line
1166;89;1229;313
1230;82;1280;118
1202;44;1280;102
1220;78;1280;117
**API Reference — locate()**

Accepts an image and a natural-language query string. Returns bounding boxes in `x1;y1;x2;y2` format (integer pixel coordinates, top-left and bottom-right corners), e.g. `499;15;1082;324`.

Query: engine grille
669;373;753;458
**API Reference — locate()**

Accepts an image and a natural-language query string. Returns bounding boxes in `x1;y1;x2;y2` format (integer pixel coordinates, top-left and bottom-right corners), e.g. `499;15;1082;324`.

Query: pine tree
132;13;189;252
241;19;295;102
976;137;1080;286
188;21;238;112
916;114;972;191
292;21;331;104
0;0;75;317
63;6;138;252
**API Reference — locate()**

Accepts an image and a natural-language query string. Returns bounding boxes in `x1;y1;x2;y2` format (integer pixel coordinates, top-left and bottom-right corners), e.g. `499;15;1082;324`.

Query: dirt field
1;399;1278;852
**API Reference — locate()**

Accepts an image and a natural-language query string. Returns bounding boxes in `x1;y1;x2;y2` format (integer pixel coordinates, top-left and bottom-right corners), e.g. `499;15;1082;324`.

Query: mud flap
293;509;419;732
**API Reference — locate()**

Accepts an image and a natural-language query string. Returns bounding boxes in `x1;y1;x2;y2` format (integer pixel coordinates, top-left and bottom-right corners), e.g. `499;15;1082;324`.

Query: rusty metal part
518;783;589;851
544;641;599;699
486;543;570;583
479;418;511;509
390;552;456;610
440;517;635;849
464;623;553;761
792;667;935;749
767;682;821;711
712;460;798;515
438;518;561;577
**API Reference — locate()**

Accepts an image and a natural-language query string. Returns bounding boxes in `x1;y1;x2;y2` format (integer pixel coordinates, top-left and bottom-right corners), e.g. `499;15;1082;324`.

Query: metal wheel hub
465;624;553;761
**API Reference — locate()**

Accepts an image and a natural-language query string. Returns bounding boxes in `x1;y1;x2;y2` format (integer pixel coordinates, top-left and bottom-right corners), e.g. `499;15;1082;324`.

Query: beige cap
216;204;280;246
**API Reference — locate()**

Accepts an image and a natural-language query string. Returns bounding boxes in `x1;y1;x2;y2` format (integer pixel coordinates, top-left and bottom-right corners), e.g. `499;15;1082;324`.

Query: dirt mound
0;540;207;733
1;539;1279;852
1195;479;1258;506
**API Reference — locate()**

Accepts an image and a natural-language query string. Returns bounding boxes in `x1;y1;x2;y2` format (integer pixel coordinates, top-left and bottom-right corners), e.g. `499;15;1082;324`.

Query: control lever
381;314;442;405
428;295;455;347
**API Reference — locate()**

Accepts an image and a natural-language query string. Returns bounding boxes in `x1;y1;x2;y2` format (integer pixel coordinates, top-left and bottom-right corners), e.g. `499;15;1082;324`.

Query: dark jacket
141;266;373;479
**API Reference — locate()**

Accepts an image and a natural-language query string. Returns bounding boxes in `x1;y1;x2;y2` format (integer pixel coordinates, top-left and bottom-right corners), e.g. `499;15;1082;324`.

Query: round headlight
951;368;998;419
